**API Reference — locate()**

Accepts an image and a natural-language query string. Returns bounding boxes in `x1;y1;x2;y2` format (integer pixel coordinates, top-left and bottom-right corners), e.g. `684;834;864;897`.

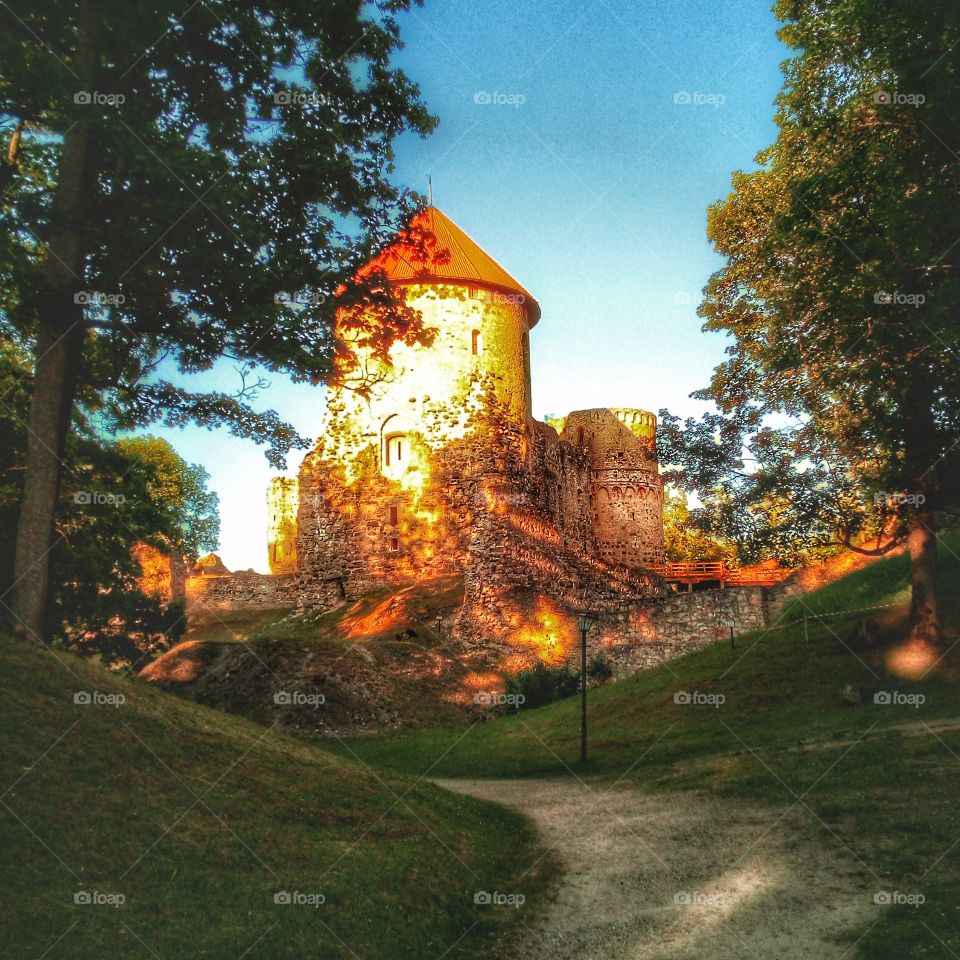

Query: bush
587;654;614;683
504;662;580;711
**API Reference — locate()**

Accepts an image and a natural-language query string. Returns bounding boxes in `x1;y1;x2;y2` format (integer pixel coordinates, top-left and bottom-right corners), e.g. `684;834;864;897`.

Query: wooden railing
648;560;793;588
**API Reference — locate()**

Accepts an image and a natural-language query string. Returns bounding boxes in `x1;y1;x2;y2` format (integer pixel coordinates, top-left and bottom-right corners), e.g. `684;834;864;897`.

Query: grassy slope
1;634;552;959
337;534;960;959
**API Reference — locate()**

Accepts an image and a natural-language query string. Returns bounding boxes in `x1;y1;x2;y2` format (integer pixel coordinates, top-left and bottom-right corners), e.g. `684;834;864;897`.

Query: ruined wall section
186;571;302;610
267;477;299;574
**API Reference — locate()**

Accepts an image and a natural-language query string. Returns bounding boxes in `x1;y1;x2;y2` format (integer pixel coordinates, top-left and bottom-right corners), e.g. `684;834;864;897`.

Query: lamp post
577;610;595;763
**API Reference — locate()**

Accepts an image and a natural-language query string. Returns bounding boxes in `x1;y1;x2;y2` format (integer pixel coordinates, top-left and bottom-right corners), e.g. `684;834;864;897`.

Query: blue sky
148;0;787;572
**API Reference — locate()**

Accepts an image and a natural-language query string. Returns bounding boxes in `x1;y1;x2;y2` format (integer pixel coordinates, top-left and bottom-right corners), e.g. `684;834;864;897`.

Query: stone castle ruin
265;207;667;655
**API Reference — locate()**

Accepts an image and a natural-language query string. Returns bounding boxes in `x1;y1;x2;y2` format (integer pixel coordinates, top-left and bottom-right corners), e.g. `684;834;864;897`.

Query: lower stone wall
185;572;300;610
590;586;773;675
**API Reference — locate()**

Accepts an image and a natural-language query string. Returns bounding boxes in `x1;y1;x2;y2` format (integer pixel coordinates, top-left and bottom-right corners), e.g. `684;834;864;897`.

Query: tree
658;410;895;568
0;339;198;663
1;0;436;639
661;486;737;564
116;435;219;562
694;0;960;642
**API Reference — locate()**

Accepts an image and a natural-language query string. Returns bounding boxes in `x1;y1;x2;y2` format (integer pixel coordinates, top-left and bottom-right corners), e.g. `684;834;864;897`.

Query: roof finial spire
428;175;433;207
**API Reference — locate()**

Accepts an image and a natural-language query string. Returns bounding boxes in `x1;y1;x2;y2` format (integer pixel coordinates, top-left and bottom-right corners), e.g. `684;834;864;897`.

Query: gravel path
437;777;873;960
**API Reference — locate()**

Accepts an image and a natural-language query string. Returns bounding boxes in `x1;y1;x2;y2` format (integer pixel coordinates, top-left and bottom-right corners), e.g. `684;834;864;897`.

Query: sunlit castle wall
294;282;535;598
266;477;299;574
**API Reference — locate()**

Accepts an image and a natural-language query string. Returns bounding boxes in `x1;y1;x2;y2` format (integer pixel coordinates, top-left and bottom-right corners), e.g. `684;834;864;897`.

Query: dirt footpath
437;778;874;960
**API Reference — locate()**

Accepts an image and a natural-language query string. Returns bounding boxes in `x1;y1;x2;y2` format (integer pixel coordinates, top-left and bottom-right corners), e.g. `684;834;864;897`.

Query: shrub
587;654;614;683
504;662;580;711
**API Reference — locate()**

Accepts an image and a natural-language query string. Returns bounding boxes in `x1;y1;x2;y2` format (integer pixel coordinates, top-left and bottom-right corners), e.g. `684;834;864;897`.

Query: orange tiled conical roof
365;207;541;326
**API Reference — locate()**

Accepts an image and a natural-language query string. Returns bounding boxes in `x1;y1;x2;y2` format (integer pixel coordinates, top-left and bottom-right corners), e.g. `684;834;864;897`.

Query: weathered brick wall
476;585;775;677
185;572;300;610
557;408;665;568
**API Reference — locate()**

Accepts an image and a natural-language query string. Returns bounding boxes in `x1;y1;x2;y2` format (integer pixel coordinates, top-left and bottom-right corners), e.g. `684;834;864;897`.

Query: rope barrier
744;595;960;638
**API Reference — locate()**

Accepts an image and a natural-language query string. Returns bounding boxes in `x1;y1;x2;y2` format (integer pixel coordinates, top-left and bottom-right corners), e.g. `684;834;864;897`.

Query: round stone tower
317;206;540;474
292;207;543;589
559;407;665;569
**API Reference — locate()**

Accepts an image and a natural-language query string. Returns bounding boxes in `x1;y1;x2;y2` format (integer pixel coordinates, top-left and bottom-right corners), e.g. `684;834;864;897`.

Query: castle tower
558;408;665;568
293;207;542;589
320;207;539;461
268;206;664;627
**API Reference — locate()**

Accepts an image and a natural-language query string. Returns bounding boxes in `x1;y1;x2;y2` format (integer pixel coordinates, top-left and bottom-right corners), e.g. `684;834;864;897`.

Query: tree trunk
907;498;940;644
903;377;941;644
9;0;98;640
10;311;85;639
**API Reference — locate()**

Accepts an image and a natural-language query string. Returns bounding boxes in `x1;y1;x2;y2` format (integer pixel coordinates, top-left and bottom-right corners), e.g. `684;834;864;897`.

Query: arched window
577;427;585;446
471;329;482;355
385;434;406;468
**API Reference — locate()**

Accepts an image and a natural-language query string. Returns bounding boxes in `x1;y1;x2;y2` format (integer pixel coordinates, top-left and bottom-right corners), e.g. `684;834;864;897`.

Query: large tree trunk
903;378;942;645
10;310;85;639
9;0;98;640
907;497;940;644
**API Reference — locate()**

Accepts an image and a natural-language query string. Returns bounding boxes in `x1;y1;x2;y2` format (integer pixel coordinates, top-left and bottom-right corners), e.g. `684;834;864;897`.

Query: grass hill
0;630;551;959
335;534;960;959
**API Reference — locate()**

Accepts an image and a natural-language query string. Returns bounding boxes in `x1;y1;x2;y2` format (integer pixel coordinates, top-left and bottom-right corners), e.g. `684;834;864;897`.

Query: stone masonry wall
185;572;300;610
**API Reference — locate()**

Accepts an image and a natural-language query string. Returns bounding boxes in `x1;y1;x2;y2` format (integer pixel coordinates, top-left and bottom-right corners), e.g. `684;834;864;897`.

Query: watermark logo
874;890;925;907
274;291;327;306
473;90;526;108
74;690;126;708
74;291;125;307
74;890;125;907
273;691;325;707
674;890;725;907
492;291;526;305
474;890;525;908
873;290;925;308
674;691;725;708
74;491;126;507
874;91;925;107
874;491;926;508
274;90;322;106
474;691;526;708
673;90;725;108
874;690;925;709
74;91;125;107
274;890;325;907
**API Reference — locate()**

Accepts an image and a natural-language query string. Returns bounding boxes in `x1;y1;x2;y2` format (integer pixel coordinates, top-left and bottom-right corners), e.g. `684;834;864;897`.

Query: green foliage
504;662;580;710
586;653;614;683
0;342;206;663
661;0;960;568
0;0;438;461
662;486;738;562
116;435;219;560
